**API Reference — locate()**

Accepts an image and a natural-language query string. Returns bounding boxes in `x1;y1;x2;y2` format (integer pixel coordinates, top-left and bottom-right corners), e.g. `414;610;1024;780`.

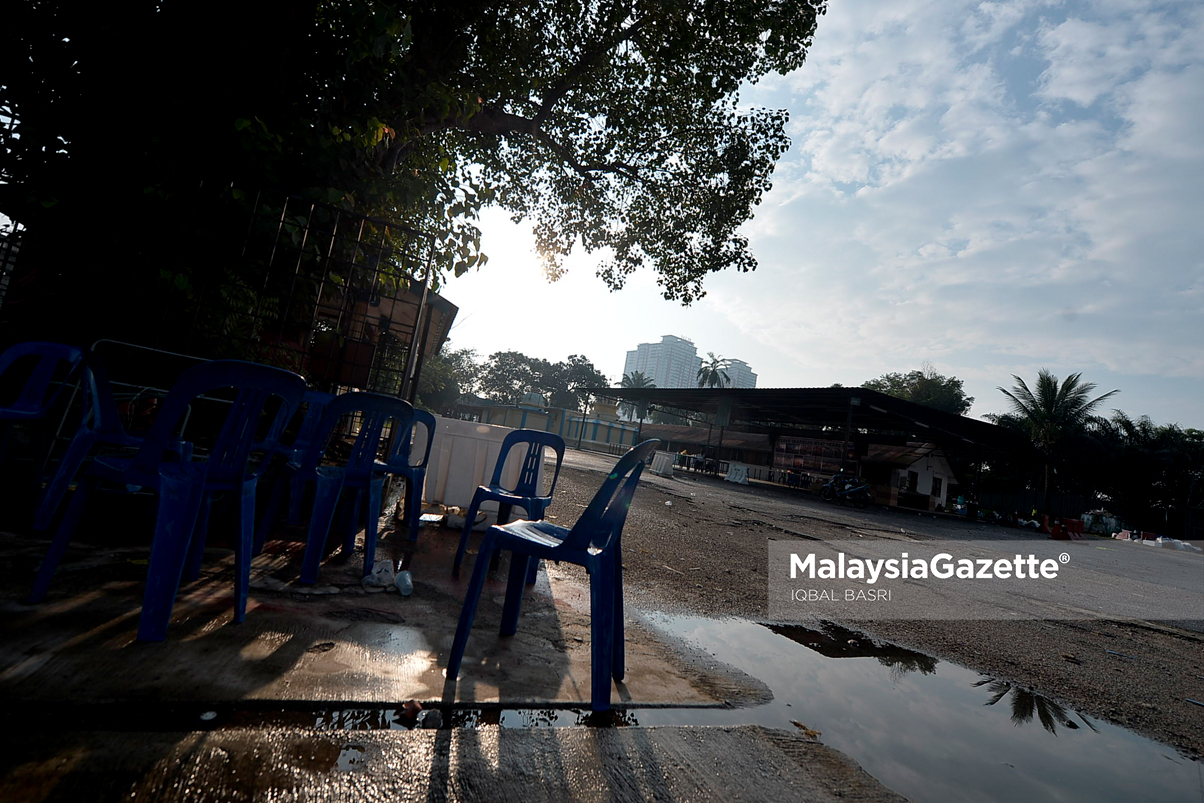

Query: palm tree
993;369;1118;511
697;352;731;389
619;371;655;422
695;353;733;472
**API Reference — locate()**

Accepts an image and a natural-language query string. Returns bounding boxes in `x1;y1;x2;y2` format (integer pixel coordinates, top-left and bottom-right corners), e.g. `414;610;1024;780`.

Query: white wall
900;451;955;509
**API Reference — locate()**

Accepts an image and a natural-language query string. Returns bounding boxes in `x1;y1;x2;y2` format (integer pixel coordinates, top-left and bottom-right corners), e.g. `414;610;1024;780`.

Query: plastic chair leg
500;552;531;636
341;488;362;556
447;531;497;680
32;431;98;531
136;467;207;642
183;495;213;582
524;559;540;585
253;470;287;555
232;481;256;623
28;475;96;603
589;565;617;711
362;476;384;577
300;471;344;584
452;490;484;575
611;555;625;681
488;503;512;574
405;472;424;542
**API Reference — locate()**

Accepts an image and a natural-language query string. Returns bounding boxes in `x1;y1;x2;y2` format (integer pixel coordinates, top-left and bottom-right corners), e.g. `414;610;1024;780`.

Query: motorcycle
819;472;871;508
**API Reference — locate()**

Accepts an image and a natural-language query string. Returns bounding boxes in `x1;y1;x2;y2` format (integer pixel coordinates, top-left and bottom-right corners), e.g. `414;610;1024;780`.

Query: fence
0;220;22;316
1;189;444;403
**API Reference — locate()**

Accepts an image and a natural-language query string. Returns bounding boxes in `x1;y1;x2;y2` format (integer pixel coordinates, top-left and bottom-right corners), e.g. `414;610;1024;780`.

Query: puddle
7;614;1198;801
334;744;366;772
273;614;1199;801
633;614;1204;803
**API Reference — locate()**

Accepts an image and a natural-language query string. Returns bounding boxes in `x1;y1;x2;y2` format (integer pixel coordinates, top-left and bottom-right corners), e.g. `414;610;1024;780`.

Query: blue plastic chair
376;408;436;543
269;389;337;526
29;360;307;641
259;391;413;584
447;439;660;711
32;350;152;531
0;341;86;477
452;429;566;576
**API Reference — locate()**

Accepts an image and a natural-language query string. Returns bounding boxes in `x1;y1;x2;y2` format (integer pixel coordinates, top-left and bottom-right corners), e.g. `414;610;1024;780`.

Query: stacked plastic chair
256;391;414;584
376;408;436;543
32;349;193;531
29;360;307;641
0;341;86;482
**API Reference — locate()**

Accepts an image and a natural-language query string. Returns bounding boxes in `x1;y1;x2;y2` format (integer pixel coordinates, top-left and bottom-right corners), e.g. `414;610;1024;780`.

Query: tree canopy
619;370;655;420
861;365;974;416
986;369;1118;509
992;370;1118;457
416;344;481;414
697;352;732;388
476;351;608;411
3;0;826;308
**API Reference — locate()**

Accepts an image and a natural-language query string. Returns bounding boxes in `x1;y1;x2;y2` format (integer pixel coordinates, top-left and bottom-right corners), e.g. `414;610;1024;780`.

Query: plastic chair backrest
562;439;659;553
263;389;335;453
302;391;414;480
77;350;127;438
491;429;566;498
0;341;85;418
292;391;337;452
128;360;307;483
386;408;436;470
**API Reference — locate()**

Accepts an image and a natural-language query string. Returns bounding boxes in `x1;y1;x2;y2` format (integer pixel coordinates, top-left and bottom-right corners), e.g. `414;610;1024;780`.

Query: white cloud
730;0;1204;410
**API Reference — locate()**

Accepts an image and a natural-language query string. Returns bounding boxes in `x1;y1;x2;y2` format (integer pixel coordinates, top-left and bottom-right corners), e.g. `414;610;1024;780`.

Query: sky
440;0;1204;430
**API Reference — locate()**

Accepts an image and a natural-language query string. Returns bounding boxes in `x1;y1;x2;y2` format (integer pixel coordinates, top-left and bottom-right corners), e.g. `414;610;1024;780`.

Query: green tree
1076;414;1204;533
619;370;655;421
477;351;607;412
553;355;610;411
697;353;732;389
477;351;542;404
861;363;974;415
2;0;827;330
416;345;480;414
989;369;1119;510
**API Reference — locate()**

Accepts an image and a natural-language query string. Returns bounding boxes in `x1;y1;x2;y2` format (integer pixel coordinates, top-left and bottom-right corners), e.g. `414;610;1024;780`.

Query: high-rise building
725;358;758;389
623;335;700;388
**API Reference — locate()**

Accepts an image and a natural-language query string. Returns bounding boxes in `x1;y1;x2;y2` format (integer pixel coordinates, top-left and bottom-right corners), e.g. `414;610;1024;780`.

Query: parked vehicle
819;471;871;508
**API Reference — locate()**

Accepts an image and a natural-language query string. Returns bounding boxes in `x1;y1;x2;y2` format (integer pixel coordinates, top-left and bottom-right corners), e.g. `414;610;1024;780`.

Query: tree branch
535;9;649;125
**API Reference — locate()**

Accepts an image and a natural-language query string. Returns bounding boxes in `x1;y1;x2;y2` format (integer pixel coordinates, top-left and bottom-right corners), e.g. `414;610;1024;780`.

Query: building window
931;476;943;499
907;471;919;492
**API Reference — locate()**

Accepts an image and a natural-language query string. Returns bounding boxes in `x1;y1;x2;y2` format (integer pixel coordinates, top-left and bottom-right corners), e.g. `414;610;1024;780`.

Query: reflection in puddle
767;621;939;679
974;678;1099;736
637;614;1202;803
334;744;365;772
